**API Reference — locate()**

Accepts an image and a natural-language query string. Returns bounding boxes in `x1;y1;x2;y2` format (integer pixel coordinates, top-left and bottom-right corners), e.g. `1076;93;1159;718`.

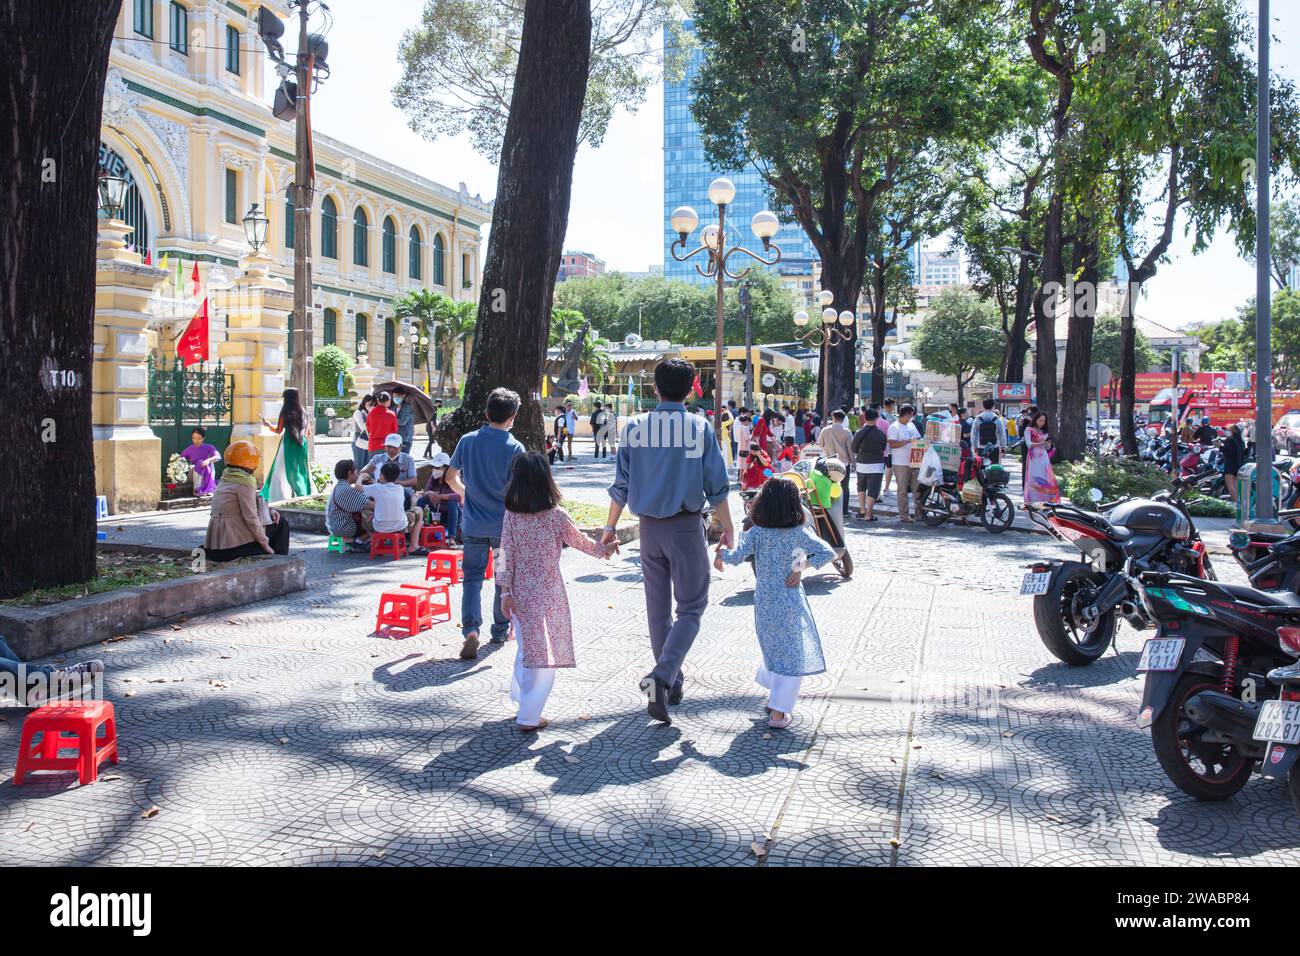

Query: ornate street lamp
792;289;855;413
669;177;782;432
242;203;270;254
97;170;129;221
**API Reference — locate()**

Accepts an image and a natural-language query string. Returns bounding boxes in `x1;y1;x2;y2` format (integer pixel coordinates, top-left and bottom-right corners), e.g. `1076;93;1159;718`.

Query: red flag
190;261;201;296
176;299;209;367
143;250;152;265
692;374;703;397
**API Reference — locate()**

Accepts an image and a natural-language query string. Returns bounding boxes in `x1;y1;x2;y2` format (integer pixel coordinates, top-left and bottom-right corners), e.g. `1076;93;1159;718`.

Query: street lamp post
792;289;855;416
669;178;782;432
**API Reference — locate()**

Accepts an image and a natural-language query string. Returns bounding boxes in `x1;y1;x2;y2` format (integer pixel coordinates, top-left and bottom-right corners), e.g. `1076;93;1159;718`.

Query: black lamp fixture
242;203;270;254
97;169;129;220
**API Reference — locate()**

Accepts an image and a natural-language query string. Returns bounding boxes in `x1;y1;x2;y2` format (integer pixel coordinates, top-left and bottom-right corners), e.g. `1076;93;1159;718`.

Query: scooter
1129;564;1300;806
919;443;1015;533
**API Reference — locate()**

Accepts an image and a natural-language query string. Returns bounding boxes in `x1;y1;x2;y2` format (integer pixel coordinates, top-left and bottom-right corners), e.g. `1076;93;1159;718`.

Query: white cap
431;452;451;467
384;433;402;447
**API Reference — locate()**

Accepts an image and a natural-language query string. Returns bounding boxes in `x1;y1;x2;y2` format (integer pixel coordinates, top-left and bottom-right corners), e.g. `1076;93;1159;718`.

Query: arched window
352;207;369;266
323;308;337;346
284;187;294;250
433;233;445;286
383;317;396;367
355;313;368;360
408;226;422;280
320;196;337;259
382;217;397;274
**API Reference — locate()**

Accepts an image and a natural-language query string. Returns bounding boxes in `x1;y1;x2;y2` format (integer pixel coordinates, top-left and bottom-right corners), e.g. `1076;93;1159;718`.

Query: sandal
768;712;793;730
516;718;550;733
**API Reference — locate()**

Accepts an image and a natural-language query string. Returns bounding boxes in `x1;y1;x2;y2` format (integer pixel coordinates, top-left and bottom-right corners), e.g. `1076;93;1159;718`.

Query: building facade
557;250;606;282
102;0;491;385
662;20;819;284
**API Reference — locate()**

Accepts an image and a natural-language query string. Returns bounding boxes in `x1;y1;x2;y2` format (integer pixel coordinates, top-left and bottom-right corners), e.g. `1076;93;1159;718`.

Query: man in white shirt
886;404;922;522
357;459;423;552
732;409;752;479
782;405;797;442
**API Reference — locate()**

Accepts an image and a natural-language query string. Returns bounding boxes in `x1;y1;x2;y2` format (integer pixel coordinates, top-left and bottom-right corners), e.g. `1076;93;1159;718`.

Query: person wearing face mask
415;452;462;545
392;386;415;454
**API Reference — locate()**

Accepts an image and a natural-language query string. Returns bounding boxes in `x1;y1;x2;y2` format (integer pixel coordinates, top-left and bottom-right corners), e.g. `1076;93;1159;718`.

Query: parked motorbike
918;443;1016;533
1021;479;1214;665
1129;566;1300;805
1226;509;1300;591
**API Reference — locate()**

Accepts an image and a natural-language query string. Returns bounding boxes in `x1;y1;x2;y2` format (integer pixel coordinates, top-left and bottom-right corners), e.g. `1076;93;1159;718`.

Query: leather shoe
639;676;672;724
668;677;684;706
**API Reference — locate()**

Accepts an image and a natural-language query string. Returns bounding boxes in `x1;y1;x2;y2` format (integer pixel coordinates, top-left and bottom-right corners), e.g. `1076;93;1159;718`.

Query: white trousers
510;632;556;726
756;665;802;714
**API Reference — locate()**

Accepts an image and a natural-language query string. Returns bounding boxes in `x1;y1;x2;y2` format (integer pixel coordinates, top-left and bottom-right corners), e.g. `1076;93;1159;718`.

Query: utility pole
289;0;315;453
1254;0;1274;520
740;279;753;410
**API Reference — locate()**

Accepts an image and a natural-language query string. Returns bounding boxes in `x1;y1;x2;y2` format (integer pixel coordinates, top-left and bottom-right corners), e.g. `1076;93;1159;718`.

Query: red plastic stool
14;701;118;786
425;549;463;584
399;582;452;629
418;524;447;549
370;530;407;561
376;590;423;638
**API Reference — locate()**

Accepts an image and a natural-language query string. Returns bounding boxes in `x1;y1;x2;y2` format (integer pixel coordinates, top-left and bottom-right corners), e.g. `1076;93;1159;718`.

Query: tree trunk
1033;191;1064;422
817;255;864;415
1056;236;1100;461
436;0;591;453
0;0;122;598
1119;282;1140;457
1002;246;1035;382
866;254;891;405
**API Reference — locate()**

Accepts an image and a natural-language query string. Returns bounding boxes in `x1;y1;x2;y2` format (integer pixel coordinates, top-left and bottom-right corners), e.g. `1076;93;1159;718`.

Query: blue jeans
461;535;508;641
353;446;370;470
415;497;461;541
0;635;53;678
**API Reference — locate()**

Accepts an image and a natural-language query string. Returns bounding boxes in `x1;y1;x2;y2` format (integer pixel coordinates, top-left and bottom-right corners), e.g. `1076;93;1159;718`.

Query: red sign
995;382;1033;402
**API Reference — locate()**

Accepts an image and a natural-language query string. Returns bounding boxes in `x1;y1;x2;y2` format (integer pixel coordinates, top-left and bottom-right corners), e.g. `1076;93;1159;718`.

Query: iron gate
146;356;236;485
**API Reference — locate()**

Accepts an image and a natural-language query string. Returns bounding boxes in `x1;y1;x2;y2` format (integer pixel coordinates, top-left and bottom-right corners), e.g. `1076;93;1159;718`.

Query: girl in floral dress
499;452;612;731
714;478;835;729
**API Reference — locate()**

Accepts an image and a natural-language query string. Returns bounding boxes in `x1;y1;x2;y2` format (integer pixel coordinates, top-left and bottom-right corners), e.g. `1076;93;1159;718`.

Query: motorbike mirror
1088;487;1104;503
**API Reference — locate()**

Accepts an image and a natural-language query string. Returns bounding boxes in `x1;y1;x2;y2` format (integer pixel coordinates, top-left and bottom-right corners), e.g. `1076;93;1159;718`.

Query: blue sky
294;1;1296;326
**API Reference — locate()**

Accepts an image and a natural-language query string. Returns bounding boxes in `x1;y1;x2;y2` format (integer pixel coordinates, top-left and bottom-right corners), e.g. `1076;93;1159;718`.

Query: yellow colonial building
94;0;492;513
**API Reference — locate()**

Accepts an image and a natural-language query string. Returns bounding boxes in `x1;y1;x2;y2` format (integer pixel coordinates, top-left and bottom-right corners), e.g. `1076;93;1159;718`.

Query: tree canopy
911;288;1004;404
393;0;683;160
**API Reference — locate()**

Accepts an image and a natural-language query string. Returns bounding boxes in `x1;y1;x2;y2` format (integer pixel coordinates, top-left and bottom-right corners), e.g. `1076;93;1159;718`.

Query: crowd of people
187;366;1075;733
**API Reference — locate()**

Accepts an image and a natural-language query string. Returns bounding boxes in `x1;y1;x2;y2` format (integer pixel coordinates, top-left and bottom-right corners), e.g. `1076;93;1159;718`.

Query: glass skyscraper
663;20;819;284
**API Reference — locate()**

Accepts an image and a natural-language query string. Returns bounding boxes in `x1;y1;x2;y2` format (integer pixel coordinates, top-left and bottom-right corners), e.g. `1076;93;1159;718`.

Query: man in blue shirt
604;359;734;724
447;388;526;660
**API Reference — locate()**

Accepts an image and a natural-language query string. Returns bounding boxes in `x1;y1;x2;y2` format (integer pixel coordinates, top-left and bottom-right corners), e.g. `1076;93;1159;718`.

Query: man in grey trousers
603;359;734;725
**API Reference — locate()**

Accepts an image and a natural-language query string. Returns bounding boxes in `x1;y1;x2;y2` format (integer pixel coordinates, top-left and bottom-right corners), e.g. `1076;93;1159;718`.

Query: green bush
1185;496;1235;518
1057;458;1171;509
310;345;356;416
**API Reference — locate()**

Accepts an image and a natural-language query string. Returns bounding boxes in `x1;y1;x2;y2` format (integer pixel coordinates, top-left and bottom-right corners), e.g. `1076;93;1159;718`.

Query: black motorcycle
1022;479;1214;666
1227;509;1300;591
1130;567;1300;805
919;443;1015;533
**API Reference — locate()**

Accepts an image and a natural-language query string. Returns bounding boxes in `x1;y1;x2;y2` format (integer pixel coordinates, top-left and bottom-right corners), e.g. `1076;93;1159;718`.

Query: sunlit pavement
2;445;1294;866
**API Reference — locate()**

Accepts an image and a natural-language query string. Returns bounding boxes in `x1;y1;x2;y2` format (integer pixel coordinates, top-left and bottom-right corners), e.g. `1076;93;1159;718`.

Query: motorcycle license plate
1252;700;1300;744
1020;572;1051;596
1136;638;1185;673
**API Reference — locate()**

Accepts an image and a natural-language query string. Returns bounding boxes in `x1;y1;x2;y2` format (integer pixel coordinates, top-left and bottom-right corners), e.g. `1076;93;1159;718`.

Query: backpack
977;415;999;447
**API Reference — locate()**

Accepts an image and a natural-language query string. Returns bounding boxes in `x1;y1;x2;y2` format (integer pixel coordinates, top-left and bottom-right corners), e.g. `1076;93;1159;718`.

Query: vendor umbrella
370;380;437;427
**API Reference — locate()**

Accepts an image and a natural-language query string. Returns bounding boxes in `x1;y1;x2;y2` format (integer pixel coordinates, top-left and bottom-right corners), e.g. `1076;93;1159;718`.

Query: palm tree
435;301;478;396
579;336;613;391
392;289;452;394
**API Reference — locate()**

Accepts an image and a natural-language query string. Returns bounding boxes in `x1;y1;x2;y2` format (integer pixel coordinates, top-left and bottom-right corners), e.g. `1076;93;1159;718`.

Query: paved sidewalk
4;465;1296;866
